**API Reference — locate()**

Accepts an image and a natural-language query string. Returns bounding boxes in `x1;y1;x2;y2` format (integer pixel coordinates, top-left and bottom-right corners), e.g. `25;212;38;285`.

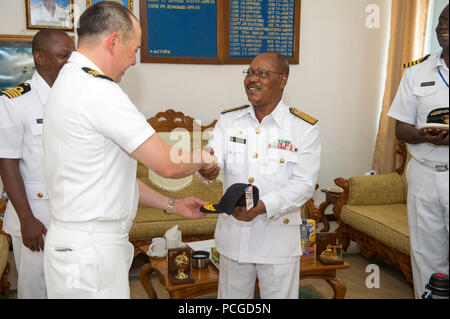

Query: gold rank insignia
221;104;250;114
0;83;31;99
82;67;113;81
289;107;318;125
403;54;430;68
201;204;217;212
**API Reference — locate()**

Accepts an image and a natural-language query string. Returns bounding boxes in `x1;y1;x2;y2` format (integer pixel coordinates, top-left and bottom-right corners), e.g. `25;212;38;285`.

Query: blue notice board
145;0;217;59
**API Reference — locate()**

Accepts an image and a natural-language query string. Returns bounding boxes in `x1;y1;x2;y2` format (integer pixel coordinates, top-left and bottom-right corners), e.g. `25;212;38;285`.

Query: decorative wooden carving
0;219;11;296
304;184;322;227
395;140;407;175
147;109;217;133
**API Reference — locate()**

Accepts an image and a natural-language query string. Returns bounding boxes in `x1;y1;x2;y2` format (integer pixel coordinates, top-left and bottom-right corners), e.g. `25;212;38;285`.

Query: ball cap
200;183;259;214
427;108;449;125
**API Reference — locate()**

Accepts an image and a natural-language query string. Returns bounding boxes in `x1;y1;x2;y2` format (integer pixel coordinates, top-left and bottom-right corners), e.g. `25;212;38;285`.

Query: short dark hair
272;52;290;75
32;29;70;54
77;1;136;42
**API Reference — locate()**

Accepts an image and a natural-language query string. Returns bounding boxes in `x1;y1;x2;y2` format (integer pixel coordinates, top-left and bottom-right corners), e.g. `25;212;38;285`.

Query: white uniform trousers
11;235;47;299
218;254;300;299
43;221;134;299
406;158;449;299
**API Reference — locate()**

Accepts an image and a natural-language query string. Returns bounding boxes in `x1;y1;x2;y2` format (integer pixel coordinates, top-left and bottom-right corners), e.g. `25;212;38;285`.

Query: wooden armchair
0;203;11;297
330;141;412;284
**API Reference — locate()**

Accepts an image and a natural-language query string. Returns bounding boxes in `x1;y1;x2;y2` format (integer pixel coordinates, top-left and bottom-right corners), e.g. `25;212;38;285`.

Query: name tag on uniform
230;136;246;144
421;81;435;87
36;119;43;124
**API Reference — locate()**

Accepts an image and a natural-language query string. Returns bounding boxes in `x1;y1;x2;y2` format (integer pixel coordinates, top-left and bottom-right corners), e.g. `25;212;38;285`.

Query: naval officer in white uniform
0;30;74;298
30;0;70;28
200;52;321;299
387;5;449;299
42;1;217;299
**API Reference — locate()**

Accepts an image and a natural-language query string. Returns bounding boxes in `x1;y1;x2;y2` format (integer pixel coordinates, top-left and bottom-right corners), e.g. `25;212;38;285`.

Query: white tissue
164;224;178;240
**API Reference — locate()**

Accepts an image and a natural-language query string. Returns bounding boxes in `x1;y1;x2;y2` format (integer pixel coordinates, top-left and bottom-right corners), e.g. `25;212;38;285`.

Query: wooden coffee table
139;244;350;299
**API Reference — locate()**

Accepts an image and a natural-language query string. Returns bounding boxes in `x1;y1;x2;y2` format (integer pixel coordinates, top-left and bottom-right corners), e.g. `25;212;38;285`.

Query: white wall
0;0;391;208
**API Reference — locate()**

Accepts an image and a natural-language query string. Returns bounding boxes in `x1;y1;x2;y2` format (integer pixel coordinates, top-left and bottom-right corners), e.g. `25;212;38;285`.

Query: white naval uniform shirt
30;2;69;27
209;102;321;264
388;51;449;165
43;51;155;224
0;72;50;236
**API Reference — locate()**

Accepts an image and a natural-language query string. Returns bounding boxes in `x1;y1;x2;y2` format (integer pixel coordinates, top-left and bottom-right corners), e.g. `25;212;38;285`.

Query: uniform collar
31;71;50;105
433;50;449;71
68;51;106;75
238;101;285;127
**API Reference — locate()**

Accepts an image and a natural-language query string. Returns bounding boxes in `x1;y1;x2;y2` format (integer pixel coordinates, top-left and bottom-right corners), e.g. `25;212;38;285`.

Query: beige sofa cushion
341;204;410;255
131;130;221;241
348;173;407;206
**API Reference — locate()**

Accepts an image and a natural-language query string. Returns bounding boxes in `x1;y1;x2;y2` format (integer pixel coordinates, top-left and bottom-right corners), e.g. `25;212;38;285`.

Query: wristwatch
163;197;175;215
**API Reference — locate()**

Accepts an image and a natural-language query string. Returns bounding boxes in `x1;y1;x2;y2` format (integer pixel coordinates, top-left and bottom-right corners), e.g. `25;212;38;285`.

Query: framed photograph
25;0;74;31
0;35;35;92
86;0;134;12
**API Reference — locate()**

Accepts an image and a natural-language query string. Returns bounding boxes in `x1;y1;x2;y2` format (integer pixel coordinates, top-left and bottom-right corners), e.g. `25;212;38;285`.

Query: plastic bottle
300;220;310;256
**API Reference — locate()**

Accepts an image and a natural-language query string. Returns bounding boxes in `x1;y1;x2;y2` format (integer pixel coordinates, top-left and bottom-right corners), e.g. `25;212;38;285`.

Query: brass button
248;177;254;183
280;158;285;164
283;218;289;224
256;128;261;134
37;192;43;198
253;153;258;158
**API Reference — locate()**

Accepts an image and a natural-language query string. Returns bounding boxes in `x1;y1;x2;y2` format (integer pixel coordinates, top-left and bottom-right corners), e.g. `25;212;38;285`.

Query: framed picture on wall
0;35;35;92
25;0;74;31
86;0;134;12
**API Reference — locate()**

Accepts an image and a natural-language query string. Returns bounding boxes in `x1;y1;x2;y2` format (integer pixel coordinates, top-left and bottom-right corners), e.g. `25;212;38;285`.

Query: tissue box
306;219;315;246
210;247;220;269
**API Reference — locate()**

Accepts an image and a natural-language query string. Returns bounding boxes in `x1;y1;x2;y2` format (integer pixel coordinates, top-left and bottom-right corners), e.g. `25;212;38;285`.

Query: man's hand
199;148;220;181
419;128;449;145
231;200;266;222
20;216;47;252
173;197;208;219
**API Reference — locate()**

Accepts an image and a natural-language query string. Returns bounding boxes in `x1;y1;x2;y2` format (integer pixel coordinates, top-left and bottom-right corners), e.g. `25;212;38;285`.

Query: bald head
257;52;290;75
32;30;74;87
32;29;70;54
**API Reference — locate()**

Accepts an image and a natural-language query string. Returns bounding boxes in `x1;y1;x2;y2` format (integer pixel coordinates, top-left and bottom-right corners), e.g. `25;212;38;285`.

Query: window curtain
372;0;430;174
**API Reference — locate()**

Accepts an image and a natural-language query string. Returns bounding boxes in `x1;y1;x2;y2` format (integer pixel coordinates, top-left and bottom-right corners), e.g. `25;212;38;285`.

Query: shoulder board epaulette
221;104;250;114
289;107;318;125
403;54;430;68
0;83;31;99
82;67;113;81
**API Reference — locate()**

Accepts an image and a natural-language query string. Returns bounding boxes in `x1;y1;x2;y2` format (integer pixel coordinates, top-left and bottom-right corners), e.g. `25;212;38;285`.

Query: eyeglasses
242;68;286;78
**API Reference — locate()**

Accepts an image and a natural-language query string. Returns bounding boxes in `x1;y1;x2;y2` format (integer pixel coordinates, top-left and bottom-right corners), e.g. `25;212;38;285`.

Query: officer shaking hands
42;1;217;299
388;5;449;299
200;52;321;299
0;30;75;298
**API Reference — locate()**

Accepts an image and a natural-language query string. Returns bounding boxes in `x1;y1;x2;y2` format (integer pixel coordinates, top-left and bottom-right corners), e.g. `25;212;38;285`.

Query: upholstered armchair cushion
131;129;221;241
341;204;409;255
347;173;407;206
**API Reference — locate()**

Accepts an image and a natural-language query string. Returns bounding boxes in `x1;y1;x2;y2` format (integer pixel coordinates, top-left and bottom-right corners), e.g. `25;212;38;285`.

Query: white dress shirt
0;72;51;235
208;101;321;264
43;51;155;224
388;51;449;165
30;2;69;27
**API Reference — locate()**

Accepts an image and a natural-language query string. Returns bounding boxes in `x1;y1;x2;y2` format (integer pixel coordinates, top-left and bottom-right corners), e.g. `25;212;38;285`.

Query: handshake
198;148;221;181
